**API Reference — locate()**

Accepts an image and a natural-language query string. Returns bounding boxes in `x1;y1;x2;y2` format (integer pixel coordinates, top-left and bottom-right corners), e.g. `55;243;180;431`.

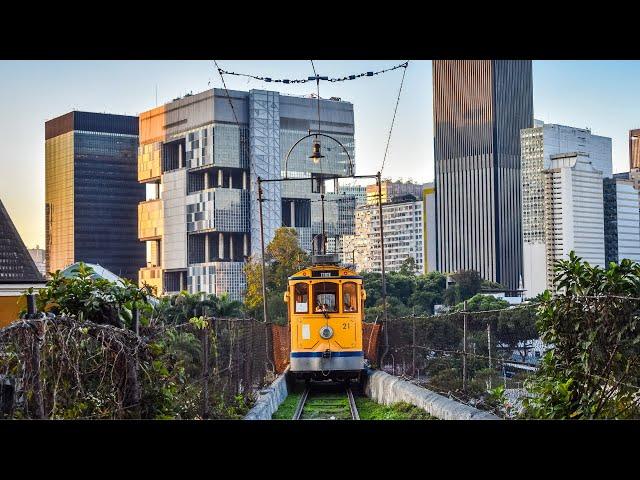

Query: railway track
292;381;360;420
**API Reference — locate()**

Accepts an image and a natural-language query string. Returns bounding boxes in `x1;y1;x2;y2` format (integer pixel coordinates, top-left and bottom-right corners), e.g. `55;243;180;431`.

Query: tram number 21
342;323;350;330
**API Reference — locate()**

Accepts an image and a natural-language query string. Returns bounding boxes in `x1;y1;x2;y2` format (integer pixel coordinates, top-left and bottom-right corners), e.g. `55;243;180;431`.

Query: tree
451;269;483;301
398;257;419;277
453;294;509;312
409;271;447;314
244;227;309;322
34;263;153;329
522;252;640;419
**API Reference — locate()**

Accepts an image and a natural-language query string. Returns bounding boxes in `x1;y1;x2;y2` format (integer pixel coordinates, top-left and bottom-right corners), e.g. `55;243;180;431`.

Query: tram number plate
342;323;349;330
302;324;311;340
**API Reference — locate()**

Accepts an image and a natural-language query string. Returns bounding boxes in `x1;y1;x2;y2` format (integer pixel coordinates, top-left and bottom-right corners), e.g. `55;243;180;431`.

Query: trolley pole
257;177;269;324
320;191;326;255
462;300;467;392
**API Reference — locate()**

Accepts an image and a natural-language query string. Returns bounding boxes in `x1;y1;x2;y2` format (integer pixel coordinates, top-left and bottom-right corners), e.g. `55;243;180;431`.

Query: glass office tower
45;111;145;280
433;60;533;290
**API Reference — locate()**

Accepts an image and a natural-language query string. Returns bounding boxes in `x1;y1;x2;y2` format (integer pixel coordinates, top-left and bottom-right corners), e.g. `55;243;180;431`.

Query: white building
28;246;46;277
604;173;640;264
342;197;427;273
543;153;605;290
521;122;612;297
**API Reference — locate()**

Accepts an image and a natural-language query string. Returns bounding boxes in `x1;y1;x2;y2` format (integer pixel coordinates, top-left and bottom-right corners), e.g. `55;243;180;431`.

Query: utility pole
462;300;467;392
377;171;390;367
257;177;268;324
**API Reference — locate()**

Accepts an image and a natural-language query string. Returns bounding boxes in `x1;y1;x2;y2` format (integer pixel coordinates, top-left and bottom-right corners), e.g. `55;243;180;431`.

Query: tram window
294;283;309;313
313;282;338;313
342;282;358;313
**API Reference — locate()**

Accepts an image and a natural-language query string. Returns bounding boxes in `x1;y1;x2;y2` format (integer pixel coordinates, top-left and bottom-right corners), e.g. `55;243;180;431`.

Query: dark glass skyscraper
45;111;145;280
433;60;533;289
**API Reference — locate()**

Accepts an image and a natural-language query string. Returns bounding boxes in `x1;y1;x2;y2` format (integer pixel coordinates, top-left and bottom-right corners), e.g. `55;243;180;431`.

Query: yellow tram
284;255;366;381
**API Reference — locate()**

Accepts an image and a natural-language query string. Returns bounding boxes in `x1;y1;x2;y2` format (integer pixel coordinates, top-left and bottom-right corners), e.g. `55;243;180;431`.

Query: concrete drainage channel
244;368;500;420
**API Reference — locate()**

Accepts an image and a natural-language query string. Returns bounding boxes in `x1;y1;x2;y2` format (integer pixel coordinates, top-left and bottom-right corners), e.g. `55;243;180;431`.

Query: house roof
0;199;46;284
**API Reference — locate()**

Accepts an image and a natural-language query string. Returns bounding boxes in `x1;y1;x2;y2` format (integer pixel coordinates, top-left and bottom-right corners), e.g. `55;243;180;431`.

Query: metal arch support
283;132;354;179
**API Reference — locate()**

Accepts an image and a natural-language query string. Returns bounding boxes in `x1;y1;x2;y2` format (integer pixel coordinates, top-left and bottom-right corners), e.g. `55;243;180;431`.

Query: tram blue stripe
291;351;364;358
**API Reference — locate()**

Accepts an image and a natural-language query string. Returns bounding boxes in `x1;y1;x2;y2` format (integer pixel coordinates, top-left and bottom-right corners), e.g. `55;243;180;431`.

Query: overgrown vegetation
355;398;434;420
522;252;640;419
0;263;265;419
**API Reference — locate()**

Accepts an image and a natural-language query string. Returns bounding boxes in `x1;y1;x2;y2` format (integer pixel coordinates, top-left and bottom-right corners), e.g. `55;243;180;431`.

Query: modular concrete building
137;88;356;300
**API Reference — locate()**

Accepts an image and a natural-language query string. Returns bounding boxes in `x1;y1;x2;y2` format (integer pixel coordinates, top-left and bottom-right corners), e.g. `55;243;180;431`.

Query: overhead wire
380;60;409;174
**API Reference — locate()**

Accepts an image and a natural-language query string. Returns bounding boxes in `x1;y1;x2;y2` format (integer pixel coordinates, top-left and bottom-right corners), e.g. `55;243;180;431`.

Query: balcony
186;188;249;233
138;199;163;240
139;267;163;296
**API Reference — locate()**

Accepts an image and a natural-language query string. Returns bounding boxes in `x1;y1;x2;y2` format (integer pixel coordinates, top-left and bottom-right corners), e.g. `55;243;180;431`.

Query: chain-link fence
0;316;273;419
376;305;540;415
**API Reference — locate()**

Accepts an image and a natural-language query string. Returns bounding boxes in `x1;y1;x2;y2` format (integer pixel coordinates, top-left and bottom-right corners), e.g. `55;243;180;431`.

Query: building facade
45;111;145;281
342;196;428;274
339;184;367;207
365;180;428;205
137;89;356;300
422;185;436;273
28;246;46;277
521;122;612;297
543;153;605;290
603;173;640;265
433;60;533;289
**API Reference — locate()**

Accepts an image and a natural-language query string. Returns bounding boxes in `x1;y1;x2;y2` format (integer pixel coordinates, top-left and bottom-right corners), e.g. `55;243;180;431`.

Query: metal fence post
487;322;492;369
462;301;467;393
201;315;210;420
412;316;416;377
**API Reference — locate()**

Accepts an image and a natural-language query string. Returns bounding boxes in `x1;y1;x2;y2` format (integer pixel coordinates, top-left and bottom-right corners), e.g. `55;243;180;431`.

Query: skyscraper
521;122;612;296
45;111;145;281
137;88;356;300
433;60;533;289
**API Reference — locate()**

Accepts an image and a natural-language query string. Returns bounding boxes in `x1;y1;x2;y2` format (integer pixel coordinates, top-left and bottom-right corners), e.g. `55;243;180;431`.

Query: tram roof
288;264;362;281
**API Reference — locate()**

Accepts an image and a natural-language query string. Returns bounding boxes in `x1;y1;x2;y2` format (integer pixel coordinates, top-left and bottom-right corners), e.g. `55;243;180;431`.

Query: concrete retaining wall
244;369;289;420
365;369;500;420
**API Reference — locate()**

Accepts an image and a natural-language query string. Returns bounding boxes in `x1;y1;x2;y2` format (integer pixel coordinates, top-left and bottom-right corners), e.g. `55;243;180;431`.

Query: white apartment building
543;153;605;290
604;173;640;264
521;122;612;297
342;198;426;273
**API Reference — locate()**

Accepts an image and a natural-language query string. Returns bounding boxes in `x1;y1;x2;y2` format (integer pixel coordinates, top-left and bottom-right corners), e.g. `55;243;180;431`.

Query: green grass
271;392;301;419
272;389;435;420
355;398;435;420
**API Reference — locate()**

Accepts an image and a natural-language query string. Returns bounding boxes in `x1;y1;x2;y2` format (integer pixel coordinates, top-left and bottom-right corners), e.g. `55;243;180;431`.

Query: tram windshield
294;283;308;313
342;282;358;313
313;282;338;313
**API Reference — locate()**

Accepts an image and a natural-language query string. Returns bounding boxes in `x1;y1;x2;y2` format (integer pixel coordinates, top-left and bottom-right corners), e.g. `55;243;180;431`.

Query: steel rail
346;386;360;420
292;386;311;420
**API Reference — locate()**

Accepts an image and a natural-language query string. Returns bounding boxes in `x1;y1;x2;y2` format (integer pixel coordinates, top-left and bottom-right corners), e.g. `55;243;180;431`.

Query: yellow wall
0;296;26;328
138;200;163;240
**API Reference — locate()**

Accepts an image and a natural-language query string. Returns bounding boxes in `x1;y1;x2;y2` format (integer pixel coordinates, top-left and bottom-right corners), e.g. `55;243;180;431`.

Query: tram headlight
319;326;334;339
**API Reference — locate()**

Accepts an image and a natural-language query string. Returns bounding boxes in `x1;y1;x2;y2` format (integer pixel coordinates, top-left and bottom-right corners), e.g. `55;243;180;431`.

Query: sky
1;60;639;249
